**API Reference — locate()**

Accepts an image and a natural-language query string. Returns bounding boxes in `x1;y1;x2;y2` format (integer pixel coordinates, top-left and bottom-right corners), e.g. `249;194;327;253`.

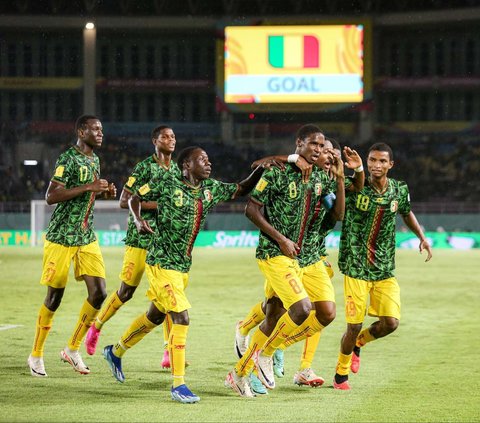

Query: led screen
224;25;364;104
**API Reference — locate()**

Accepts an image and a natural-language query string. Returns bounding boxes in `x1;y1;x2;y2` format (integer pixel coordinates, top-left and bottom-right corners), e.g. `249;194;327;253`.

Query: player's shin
31;304;55;357
68;300;99;350
169;324;188;387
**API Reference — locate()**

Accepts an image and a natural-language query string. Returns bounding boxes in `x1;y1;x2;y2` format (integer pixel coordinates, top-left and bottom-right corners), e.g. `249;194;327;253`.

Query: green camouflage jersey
122;155;180;250
251;165;333;261
45;146;100;247
298;176;351;267
338;177;411;281
138;173;239;272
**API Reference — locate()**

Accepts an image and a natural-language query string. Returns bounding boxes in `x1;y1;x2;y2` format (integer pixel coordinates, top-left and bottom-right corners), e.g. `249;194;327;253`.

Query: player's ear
388;160;394;169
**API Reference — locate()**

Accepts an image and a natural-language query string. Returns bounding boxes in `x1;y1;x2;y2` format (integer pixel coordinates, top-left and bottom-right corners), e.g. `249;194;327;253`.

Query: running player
333;142;432;390
102;146;270;403
85;125;178;369
27;115;116;377
225;124;339;397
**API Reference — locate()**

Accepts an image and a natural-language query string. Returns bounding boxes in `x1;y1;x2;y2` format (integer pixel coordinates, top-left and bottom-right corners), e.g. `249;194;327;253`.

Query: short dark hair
295;124;323;142
151;125;172;140
177;146;203;170
368;142;394;161
75;115;99;132
326;137;341;151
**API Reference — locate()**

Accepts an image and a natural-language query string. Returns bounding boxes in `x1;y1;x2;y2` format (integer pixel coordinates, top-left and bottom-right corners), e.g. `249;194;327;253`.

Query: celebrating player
27;115;116;378
85;125;178;369
102;146;270;403
333;142;432;390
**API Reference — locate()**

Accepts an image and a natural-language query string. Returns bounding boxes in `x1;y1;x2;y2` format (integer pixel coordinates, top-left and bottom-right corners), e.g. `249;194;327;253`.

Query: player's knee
316;309;336;326
44;288;64;311
289;299;311;323
117;286;135;302
347;323;362;337
383;318;399;334
315;302;336;326
89;288;107;308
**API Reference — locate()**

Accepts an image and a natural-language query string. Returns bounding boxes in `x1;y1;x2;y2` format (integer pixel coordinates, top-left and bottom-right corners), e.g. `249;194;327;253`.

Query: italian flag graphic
268;35;319;68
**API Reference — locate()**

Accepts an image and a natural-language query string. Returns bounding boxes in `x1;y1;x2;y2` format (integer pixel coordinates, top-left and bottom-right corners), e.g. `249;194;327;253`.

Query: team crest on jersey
126;176;136;187
204;189;213;202
390;200;398;212
54;166;64;178
315;183;322;196
138;183;151;196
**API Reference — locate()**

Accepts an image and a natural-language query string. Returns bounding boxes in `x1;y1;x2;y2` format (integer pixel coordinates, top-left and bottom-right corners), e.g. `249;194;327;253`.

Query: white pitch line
0;324;24;331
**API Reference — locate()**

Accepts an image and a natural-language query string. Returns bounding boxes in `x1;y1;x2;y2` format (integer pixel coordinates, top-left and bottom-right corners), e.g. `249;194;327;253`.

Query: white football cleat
27;354;47;377
60;347;90;374
234;321;249;359
225;370;255;398
253;350;275;389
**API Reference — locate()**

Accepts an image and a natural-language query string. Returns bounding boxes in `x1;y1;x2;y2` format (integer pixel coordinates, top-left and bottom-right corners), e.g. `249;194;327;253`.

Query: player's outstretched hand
420;239;433;262
134;218;154;235
329;151;345;181
259;158;285;171
343;147;363;170
296;156;313;183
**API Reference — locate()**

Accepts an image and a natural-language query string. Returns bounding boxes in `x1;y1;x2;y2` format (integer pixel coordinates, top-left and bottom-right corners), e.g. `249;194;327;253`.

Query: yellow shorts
40;240;106;288
145;264;190;314
344;275;401;324
320;256;334;279
257;256;307;310
119;246;147;287
301;260;335;303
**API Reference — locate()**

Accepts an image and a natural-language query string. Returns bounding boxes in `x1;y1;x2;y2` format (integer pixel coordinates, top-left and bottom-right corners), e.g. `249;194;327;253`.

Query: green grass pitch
0;246;479;422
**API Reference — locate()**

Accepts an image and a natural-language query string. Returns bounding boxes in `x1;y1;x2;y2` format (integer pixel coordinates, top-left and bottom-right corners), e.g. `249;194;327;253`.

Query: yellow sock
356;328;375;347
31;304;55;358
283;311;324;348
113;313;158;358
163;313;172;349
262;313;299;357
239;301;265;336
68;300;99;351
235;328;268;376
94;291;124;330
169;324;189;387
336;352;352;376
300;331;321;370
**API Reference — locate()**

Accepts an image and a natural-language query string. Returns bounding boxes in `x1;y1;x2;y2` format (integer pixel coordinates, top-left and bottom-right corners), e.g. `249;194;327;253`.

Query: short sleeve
207;180;239;205
250;168;276;205
51;154;72;186
398;181;411;215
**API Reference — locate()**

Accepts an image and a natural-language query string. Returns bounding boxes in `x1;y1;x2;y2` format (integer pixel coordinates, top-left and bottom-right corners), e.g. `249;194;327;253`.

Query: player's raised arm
328;152;346;221
343;147;365;192
401;211;433;262
251;154;313;183
234;160;273;197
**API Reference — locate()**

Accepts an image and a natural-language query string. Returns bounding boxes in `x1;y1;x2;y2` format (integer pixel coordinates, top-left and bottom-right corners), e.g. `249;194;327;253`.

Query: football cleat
60;347;90;374
253;350;275;389
293;368;325;387
249;371;268;395
273;349;285;378
103;345;125;383
225;370;255;398
27;355;47;377
333;377;351;391
161;349;171;369
84;325;101;355
171;384;200;404
351;351;361;374
234;321;249;359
